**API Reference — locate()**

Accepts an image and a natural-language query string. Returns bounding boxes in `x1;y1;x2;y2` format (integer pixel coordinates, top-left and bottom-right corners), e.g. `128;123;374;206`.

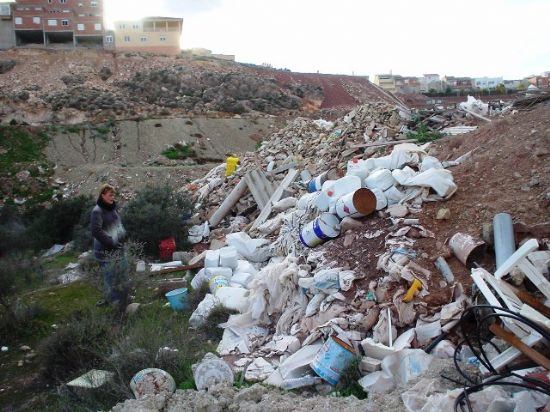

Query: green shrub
121;186;192;257
201;305;238;341
407;123;444;143
24;195;93;251
334;356;367;399
37;309;112;382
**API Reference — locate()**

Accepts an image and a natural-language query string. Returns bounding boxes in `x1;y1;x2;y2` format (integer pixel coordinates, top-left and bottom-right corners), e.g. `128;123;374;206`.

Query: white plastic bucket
335;188;377;218
371;188;388;210
297;192;321;210
204;250;220;268
219;247;238;270
300;213;341;248
365;169;397;191
209;275;229;294
346;158;370;180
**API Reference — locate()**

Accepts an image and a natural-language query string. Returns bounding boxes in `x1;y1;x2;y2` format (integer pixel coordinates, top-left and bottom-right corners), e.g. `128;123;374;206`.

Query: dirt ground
323;102;550;319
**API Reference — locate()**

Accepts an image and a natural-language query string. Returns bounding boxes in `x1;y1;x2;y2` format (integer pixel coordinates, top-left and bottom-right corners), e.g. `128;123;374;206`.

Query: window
15;17;22;25
132;24;139;29
61;19;68;26
0;4;10;15
94;23;101;30
91;1;98;7
60;0;67;3
119;24;125;29
124;35;130;42
47;19;57;26
78;2;83;6
160;36;166;41
33;16;40;24
34;7;42;11
77;23;84;30
140;36;147;42
48;0;53;3
105;35;113;43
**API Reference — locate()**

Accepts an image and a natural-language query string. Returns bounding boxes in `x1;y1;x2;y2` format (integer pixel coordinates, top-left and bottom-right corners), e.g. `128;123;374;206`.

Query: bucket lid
165;288;188;297
351;188;377;215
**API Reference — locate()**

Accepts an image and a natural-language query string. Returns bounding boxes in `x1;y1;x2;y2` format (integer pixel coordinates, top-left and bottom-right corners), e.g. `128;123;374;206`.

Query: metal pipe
493;213;516;269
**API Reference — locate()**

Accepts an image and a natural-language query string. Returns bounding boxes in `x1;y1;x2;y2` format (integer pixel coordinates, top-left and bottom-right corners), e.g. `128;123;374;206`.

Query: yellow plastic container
225;156;240;177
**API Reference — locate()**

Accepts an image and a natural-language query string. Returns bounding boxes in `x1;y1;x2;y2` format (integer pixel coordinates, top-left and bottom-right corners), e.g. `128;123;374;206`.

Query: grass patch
407;123;444;143
0;126;50;174
333;356;367;399
162;144;197;160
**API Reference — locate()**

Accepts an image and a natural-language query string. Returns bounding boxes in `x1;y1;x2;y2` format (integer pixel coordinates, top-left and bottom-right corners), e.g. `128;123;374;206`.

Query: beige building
373;74;396;92
113;16;182;55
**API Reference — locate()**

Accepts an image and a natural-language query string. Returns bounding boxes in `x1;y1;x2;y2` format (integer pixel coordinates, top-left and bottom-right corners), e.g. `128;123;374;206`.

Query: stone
343;233;355;248
435;208;451;220
16;170;31;181
125;303;141;317
20;345;31;352
340;217;364;231
233;384;266;403
17;360;24;367
387;204;409;218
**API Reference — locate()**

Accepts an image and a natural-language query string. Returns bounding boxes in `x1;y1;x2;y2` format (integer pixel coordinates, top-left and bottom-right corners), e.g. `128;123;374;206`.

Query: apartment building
10;0;104;47
442;76;473;91
0;2;15;48
113;17;183;55
472;77;504;90
373;74;396;92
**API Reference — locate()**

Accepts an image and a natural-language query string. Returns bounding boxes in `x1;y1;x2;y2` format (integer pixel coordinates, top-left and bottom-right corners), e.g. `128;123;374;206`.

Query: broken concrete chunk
387;204;409;218
244;357;275;382
436;208;451;220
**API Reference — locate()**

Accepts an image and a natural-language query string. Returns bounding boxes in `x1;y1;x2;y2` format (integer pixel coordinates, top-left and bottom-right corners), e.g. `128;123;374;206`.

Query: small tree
122;186;192;256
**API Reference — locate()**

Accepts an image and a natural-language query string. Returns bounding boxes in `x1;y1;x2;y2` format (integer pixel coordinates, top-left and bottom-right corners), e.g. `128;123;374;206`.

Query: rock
435;208;451;220
340;217;363;231
99;66;113;81
343;233;355;248
17;360;24;367
20;345;31;352
482;223;494;246
0;60;16;74
529;176;540;187
1;346;8;352
387;204;408;218
172;251;194;264
125;303;141;317
233;384;266;403
16;170;30;182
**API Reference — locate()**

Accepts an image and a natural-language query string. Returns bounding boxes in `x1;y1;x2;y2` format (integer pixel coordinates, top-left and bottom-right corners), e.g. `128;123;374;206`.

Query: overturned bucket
311;335;356;385
165;288;188;311
300;213;341;248
307;168;341;193
335;188;377;219
449;232;485;267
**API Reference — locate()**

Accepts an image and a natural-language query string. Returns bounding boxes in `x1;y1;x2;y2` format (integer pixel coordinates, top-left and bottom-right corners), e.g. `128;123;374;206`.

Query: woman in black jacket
91;184;127;306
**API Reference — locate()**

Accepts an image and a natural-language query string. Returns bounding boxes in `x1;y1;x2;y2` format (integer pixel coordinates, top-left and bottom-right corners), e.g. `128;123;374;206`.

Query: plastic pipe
493;213;516;269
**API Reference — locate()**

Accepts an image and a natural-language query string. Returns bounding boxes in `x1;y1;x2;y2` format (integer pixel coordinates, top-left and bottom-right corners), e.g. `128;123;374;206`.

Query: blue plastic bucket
311;335;356;385
299;213;341;248
165;288;188;311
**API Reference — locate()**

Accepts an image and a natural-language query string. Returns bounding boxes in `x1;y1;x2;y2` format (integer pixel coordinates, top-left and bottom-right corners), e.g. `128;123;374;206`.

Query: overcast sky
102;0;547;79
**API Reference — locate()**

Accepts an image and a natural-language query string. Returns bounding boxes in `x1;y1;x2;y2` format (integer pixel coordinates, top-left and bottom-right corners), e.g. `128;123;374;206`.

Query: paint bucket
449;232;485;267
300;213;341;248
209;275;229;294
165;288;188;311
371;188;388;210
310;335;356;385
335;188;376;218
307;168;341;193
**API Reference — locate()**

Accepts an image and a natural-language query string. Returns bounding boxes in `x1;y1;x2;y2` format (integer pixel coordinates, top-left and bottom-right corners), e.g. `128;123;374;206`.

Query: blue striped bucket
165;288;188;311
299;213;341;248
311;335;356;385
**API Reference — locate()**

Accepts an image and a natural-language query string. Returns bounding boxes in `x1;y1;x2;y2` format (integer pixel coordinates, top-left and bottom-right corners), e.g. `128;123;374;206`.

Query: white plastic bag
189;294;220;327
226;232;272;263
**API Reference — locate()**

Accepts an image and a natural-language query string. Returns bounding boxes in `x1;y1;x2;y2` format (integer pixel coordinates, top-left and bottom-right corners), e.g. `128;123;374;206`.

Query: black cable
452;304;550;412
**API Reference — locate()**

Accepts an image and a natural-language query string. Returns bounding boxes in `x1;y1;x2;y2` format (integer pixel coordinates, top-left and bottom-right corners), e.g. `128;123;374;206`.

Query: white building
473;77;503;89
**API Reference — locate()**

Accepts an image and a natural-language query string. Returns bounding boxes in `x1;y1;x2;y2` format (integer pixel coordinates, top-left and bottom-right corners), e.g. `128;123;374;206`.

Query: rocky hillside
0;49;390;125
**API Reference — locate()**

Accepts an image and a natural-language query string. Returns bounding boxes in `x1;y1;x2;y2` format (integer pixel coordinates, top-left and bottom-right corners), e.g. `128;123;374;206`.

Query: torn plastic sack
191;268;208;289
401;378;459;412
188;222;210;244
226;232;272;263
262;335;301;356
459;95;489;116
373;309;397;346
279;343;323;380
245;357;274;382
358;371;395;394
381;349;433;385
401;168;457;199
312;269;340;291
189;294;220;328
257;214;284;236
215;287;249;313
205;250;220;268
217;324;269;356
230;272;254;288
305;293;326;317
420;156;444;172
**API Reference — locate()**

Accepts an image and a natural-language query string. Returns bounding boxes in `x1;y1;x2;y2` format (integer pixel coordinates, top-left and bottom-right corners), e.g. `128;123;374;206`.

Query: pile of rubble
111;98;550;410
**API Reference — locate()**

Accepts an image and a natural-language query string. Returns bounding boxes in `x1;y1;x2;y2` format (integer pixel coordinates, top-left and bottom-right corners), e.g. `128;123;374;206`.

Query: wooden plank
489;323;550;370
249;169;298;231
209;179;248;227
511;286;550;319
150;263;204;276
258;170;276;198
